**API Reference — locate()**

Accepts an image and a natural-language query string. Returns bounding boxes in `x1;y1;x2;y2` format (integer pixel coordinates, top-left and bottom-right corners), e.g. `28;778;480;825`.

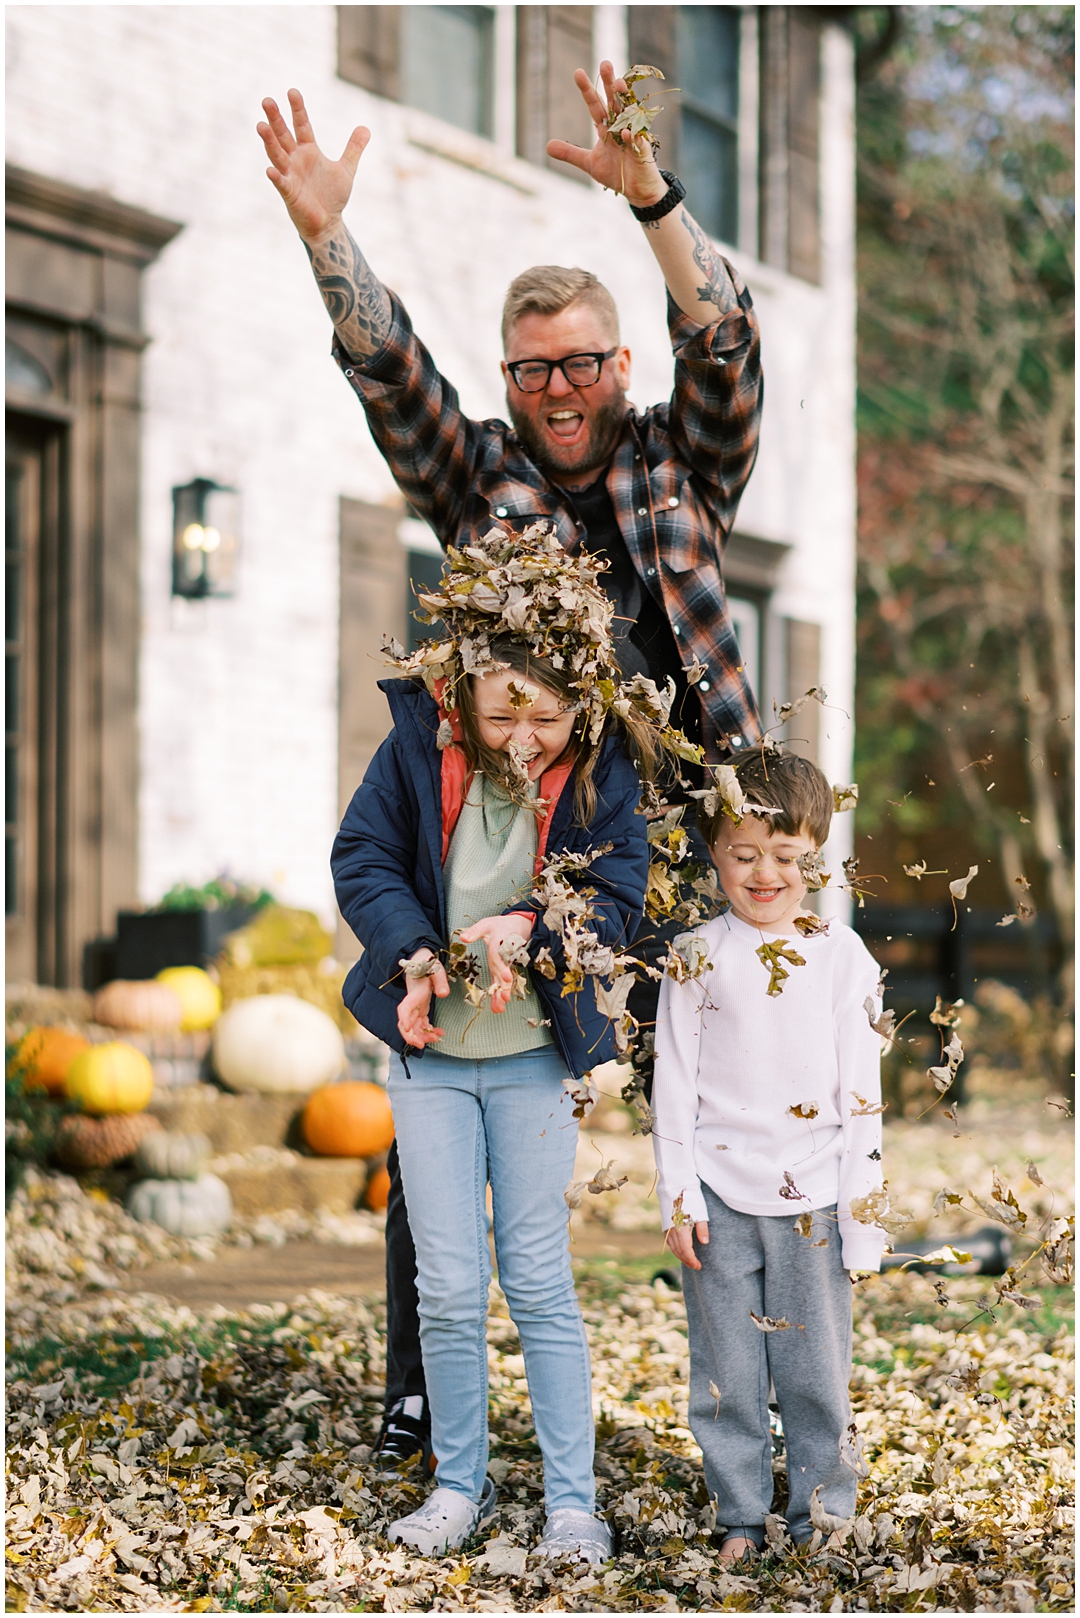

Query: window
677;6;740;245
402;5;494;138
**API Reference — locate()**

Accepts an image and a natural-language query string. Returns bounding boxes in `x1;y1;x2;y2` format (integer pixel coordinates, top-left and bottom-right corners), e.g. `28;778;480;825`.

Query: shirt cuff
659;1179;709;1229
666;278;755;360
840;1225;887;1273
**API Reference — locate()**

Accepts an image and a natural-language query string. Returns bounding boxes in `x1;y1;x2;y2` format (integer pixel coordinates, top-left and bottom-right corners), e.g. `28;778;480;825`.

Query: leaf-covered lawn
6;1094;1074;1613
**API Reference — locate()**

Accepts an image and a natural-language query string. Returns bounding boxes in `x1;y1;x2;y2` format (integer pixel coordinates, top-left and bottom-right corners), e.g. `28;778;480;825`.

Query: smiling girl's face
470;668;577;778
710;821;820;934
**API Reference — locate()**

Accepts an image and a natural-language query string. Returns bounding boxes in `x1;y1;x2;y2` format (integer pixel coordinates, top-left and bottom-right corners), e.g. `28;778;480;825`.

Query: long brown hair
454;638;659;823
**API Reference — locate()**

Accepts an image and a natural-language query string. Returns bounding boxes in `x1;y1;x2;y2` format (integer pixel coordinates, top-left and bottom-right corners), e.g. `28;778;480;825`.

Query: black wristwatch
630;170;686;223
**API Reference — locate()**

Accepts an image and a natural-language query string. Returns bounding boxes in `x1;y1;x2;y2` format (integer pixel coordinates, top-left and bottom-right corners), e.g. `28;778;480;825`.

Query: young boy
652;746;885;1561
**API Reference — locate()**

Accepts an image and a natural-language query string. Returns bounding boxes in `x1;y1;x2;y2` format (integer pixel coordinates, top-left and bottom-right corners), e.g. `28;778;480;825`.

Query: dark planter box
115;906;255;979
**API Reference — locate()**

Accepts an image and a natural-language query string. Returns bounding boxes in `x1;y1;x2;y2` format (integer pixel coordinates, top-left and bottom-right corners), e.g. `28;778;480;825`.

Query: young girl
332;526;666;1563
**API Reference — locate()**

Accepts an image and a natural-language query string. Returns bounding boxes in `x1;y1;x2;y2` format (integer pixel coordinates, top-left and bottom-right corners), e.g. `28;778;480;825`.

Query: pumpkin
365;1163;392;1212
212;994;345;1095
65;1042;154;1115
126;1173;232;1237
14;1027;91;1096
54;1112;163;1171
133;1129;211;1182
93;979;184;1033
302;1081;395;1159
155;966;221;1031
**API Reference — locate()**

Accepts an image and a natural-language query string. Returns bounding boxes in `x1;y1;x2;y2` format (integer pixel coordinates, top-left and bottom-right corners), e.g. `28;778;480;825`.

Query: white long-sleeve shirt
652;912;887;1272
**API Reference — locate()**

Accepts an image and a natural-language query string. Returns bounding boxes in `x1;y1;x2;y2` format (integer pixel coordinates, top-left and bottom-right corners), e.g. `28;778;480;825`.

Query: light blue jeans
387;1046;595;1513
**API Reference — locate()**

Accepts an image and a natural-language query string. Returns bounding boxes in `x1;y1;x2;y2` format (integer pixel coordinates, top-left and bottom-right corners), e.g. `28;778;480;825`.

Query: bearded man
259;60;763;1481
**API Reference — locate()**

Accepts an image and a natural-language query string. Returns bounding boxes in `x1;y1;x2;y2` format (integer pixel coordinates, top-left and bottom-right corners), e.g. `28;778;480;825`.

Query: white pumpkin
126;1173;233;1237
211;994;346;1095
133;1129;211;1182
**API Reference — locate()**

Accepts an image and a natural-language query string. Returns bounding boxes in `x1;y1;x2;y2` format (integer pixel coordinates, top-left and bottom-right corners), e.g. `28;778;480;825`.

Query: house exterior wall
6;4;856;934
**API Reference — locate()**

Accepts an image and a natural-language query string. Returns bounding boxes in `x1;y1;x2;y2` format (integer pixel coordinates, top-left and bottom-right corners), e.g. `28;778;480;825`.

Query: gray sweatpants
682;1183;856;1543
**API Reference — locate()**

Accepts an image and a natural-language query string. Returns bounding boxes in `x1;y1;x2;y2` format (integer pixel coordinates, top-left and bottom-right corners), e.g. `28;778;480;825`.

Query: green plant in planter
152;875;274;913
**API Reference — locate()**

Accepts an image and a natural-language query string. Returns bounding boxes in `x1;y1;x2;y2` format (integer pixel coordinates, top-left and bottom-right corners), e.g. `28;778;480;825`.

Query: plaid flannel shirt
332;261;764;758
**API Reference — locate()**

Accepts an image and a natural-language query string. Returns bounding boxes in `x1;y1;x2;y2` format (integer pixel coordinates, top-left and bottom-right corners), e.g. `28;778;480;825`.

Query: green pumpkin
132;1129;211;1182
126;1173;232;1237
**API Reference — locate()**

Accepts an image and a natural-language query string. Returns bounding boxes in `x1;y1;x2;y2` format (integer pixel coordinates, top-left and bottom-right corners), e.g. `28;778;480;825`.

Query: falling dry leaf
793;914;830;937
788;1101;820;1120
749;1311;791;1332
839;1421;870;1479
755;939;806;996
928;1032;964;1095
949;865;979;900
833;783;859;813
864;997;897;1040
795;849;831;892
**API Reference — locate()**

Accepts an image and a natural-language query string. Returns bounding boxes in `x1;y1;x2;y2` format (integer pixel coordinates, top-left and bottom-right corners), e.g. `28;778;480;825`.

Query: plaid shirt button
495;507;508;516
637;507;647;515
667;497;679;507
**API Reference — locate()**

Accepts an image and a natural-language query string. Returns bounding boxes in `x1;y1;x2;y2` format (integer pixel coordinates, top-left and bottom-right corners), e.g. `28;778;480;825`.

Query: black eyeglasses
506;348;617;393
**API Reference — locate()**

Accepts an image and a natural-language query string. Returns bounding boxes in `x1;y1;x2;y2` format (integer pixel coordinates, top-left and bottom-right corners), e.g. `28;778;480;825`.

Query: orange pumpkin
365;1164;392;1212
93;978;184;1033
14;1027;91;1096
301;1081;394;1159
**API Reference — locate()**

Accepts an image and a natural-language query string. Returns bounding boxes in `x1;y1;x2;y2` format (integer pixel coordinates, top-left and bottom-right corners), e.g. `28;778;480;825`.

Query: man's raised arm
546;63;742;323
257;89;391;359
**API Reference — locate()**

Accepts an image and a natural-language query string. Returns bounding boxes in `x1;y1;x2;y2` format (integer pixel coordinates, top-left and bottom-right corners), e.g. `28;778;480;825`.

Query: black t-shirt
565;476;702;752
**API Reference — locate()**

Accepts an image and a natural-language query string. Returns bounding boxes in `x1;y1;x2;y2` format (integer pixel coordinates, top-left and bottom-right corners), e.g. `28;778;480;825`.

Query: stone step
215;1153;374;1218
147;1082;309;1153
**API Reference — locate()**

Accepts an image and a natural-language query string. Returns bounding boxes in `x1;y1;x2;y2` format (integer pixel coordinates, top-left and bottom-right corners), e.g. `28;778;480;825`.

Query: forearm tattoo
680;208;739;315
304;223;392;358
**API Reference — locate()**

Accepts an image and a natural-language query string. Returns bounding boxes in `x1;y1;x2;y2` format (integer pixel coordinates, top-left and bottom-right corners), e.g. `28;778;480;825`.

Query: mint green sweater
432;775;553;1059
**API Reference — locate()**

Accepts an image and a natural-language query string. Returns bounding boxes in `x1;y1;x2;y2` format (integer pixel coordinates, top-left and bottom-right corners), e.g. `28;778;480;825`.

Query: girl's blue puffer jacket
331;679;649;1080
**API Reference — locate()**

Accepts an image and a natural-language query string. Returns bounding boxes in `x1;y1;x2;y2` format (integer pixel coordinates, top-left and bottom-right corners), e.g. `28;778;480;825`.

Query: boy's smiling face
711;820;820;934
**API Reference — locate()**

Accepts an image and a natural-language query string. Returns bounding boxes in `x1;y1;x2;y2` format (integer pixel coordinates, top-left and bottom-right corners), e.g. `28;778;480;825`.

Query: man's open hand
258;88;370;244
546;62;668;208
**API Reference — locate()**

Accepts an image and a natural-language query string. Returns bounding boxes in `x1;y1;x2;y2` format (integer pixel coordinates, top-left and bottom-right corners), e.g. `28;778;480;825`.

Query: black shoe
373;1396;433;1479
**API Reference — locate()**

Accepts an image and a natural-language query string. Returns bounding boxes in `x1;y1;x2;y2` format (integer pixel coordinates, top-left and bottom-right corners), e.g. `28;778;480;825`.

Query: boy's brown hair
698;745;833;848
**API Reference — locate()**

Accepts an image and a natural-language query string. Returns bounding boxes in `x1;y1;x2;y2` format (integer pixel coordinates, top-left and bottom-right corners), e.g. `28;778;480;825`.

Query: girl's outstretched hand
665;1221;709;1270
397;949;450;1049
457;914;536;1015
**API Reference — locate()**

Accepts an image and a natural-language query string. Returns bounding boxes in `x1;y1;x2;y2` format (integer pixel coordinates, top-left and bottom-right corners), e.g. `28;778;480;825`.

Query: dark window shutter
787;10;821;283
517;7;595;182
337;5;402;101
516;6;549;166
546;6;595;181
758;4;788;269
783;618;821;764
627;5;679;174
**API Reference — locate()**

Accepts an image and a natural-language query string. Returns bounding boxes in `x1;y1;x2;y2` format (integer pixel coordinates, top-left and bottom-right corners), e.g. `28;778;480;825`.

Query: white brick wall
6;4;857;927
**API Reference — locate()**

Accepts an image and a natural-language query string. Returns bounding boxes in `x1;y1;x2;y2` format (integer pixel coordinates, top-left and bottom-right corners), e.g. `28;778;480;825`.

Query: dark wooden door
5;417;65;983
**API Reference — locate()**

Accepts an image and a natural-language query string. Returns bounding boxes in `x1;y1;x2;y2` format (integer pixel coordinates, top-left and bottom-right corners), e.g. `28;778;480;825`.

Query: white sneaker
389;1475;497;1555
536;1508;613;1564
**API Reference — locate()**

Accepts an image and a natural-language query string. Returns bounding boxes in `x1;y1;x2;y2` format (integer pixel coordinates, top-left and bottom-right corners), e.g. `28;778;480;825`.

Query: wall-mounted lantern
171;478;240;598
